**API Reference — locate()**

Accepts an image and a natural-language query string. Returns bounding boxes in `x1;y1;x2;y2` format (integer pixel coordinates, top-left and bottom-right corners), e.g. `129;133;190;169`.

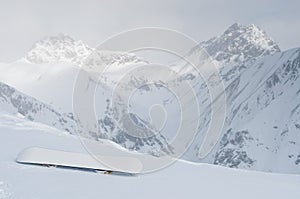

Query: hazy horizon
0;0;299;62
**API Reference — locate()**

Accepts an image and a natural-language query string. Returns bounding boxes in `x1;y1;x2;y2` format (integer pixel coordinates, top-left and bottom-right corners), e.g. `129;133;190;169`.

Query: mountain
142;23;299;174
25;33;144;68
175;24;300;174
197;23;280;66
26;33;93;66
0;76;173;156
0;34;171;156
0;24;299;174
0;34;145;110
183;47;300;174
0;81;76;134
216;48;300;172
91;24;300;173
0;78;172;156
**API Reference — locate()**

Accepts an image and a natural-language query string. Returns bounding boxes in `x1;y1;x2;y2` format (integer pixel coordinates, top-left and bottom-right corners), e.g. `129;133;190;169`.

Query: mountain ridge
197;23;281;66
0;23;299;174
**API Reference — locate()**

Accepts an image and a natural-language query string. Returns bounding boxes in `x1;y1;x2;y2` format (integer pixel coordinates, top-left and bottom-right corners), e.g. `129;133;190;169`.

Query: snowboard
16;147;143;174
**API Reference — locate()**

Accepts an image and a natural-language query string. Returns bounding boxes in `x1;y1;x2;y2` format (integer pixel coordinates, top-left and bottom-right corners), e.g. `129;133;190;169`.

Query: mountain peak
224;23;262;36
30;33;81;48
25;33;94;65
224;23;243;33
25;34;144;67
199;23;281;65
45;33;76;43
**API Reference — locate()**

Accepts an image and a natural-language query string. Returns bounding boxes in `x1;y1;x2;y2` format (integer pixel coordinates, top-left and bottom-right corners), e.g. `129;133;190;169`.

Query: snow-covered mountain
0;24;299;174
26;33;93;65
172;24;300;174
0;34;172;156
183;47;300;174
189;23;281;85
25;33;143;68
119;23;299;174
197;23;280;66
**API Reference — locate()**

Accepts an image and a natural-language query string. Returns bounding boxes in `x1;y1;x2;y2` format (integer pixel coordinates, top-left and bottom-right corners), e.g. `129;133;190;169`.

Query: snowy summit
198;23;280;65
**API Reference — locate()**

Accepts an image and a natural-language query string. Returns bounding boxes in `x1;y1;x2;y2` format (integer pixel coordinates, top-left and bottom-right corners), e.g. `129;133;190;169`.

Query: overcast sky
0;0;299;62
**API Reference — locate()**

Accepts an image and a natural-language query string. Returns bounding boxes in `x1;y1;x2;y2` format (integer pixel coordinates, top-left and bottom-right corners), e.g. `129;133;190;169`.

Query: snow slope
0;112;299;199
0;81;77;134
163;24;300;174
0;78;171;157
180;47;300;173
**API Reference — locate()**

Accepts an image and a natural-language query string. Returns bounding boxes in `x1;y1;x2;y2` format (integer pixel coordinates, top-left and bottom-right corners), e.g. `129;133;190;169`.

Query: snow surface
0;112;300;199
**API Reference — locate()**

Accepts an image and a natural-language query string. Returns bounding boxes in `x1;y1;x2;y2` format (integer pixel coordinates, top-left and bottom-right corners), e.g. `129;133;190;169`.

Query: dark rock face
296;155;300;165
97;100;173;156
214;130;255;168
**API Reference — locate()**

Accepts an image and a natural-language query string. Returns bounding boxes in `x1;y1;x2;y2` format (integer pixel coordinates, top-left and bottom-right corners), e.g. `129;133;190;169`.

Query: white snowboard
17;147;143;174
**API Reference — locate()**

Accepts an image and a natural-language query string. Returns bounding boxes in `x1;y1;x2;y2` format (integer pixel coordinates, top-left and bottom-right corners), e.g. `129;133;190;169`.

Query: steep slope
182;46;300;173
0;80;171;156
212;48;300;173
0;81;76;134
167;24;300;174
190;23;281;85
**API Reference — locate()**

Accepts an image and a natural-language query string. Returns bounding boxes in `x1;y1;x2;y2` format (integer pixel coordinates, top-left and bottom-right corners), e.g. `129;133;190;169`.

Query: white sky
0;0;299;62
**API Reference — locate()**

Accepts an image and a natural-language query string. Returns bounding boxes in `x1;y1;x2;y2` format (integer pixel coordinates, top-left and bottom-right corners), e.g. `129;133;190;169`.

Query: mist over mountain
0;23;299;174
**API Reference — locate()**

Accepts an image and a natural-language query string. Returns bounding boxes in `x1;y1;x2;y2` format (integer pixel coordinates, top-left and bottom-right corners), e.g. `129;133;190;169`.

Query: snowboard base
16;147;143;174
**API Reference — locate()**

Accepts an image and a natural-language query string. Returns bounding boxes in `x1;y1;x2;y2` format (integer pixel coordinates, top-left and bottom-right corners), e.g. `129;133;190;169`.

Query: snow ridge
26;33;93;65
25;33;144;67
198;23;280;66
